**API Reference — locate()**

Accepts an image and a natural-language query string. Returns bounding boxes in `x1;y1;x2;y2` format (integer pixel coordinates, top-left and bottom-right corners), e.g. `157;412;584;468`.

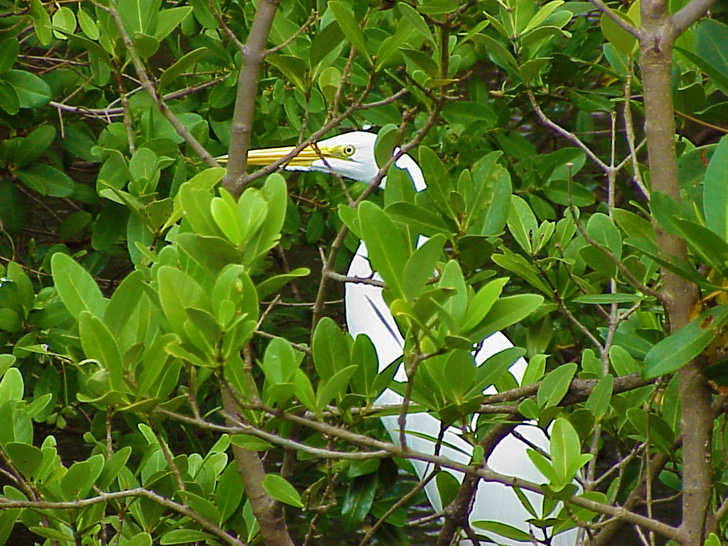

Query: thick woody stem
639;0;712;543
223;0;281;198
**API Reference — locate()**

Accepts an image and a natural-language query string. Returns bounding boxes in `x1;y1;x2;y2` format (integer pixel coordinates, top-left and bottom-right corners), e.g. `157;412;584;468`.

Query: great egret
234;132;576;545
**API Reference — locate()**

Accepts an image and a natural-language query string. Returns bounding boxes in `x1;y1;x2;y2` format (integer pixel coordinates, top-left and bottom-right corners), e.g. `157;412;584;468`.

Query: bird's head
224;131;380;183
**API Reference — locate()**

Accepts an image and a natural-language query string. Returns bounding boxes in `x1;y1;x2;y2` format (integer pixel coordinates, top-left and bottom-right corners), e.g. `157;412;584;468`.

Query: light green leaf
402;234;445;301
312;317;351;382
703;136;728;242
507;195;537;253
80;312;124;392
537;362;577;409
585;374;614;421
397;3;434;44
51;253;108;320
262;474;304;508
461;278;509;333
359;201;407;298
328;2;371;65
0;367;23;405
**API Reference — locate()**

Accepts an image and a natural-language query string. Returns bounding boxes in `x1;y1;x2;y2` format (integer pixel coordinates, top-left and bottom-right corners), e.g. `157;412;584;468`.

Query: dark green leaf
643;306;728;379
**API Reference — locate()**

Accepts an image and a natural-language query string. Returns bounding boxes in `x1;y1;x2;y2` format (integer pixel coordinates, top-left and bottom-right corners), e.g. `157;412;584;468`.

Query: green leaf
507;195;537;253
262;474;303;508
585;374;614;421
0;506;21;545
612;209;655;243
521;0;565;34
16;164;76;197
77;8;99;40
2;70;51;108
51;253;108;320
0;367;23;405
543;179;596;207
162;168;226;231
472;294;544;340
177;491;220;525
703;136;728;241
104;270;145;338
160;530;213;544
211;189;243;246
402;234;445;301
261;337;299;385
157;266;206;337
80;312;125;392
461;278;509;333
537;362;577;409
419;147;455;219
216;462;244;523
312;317;351;382
242;174;287;267
309;20;344;71
316;365;358;409
673;217;728;274
0;79;20;114
256;267;310;300
551;417;591;489
231;434;274;451
491;249;552;295
694;19;728;95
61;454;104;499
52;6;76;39
643;305;728;379
97;446;132;490
359;201;407;298
600;11;637;57
154;7;192;40
472;521;534;542
0;39;19;74
386;202;454;237
396;3;434;44
29;0;52;45
328;2;371;65
341;474;377;532
586;213;622;258
572;294;644;304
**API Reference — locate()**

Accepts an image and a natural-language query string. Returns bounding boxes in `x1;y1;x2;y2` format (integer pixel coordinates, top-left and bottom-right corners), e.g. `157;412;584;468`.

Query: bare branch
222;0;281;198
671;0;716;35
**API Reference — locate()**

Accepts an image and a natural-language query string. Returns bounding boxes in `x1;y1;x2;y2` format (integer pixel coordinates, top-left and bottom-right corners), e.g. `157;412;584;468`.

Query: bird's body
241;132;576;545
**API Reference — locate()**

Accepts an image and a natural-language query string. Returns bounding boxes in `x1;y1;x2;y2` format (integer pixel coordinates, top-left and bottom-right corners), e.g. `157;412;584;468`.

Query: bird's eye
343;145;355;156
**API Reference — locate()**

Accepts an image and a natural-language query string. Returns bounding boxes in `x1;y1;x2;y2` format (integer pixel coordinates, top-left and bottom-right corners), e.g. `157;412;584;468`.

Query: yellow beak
218;144;328;167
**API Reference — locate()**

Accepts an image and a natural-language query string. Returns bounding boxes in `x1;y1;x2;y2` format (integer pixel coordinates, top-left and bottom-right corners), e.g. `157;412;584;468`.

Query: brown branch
639;0;710;543
222;384;295;546
0;488;248;546
222;0;281;198
671;0;716;35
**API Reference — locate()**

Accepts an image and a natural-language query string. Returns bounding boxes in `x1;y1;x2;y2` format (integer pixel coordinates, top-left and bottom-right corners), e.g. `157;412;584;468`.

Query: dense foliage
0;0;727;545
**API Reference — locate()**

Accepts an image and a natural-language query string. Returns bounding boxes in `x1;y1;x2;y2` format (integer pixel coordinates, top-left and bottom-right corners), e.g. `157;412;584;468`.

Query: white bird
240;132;576;545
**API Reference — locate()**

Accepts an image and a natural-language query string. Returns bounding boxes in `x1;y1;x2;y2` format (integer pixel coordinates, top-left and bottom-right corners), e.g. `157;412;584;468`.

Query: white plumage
245;132;576;545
